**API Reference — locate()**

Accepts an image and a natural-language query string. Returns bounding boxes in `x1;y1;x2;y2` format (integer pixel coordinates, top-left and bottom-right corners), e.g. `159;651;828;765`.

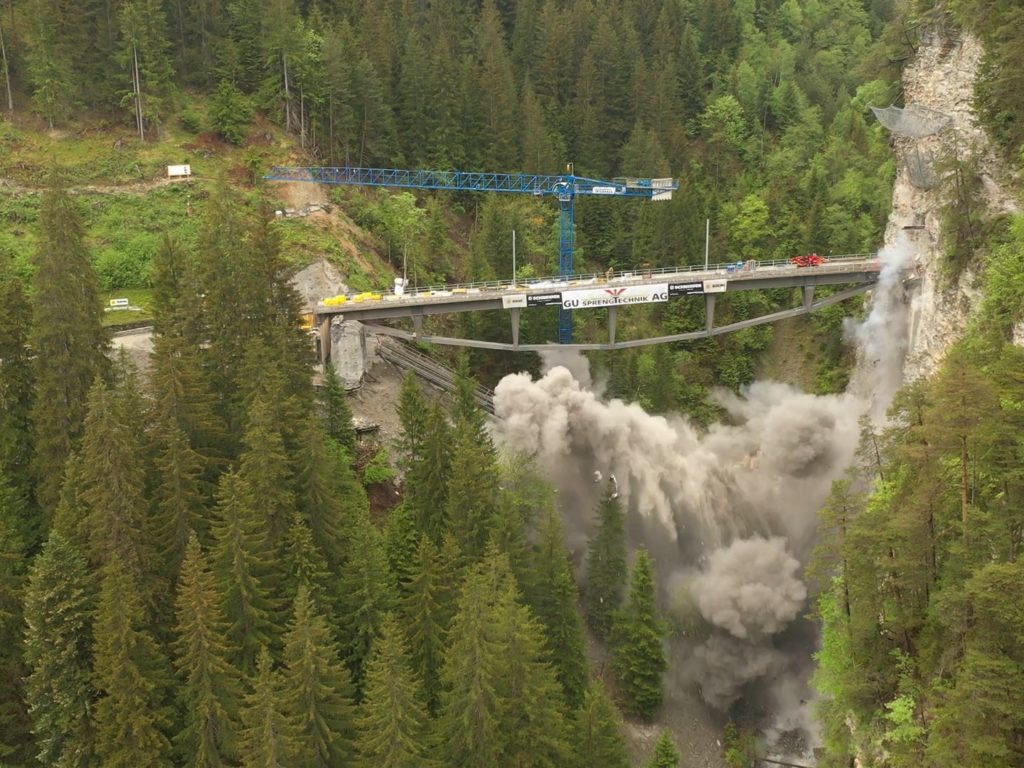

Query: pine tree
29;187;107;515
80;376;159;600
531;508;588;708
0;252;33;513
585;488;628;639
395;371;428;467
492;578;572;767
446;422;499;562
173;533;242;768
210;470;279;674
383;501;421;588
437;556;505;767
319;363;357;454
570;681;631;768
238;391;297;548
118;0;178;138
405;399;452;543
613;549;667;720
283;513;334;610
401;535;453;712
0;473;32;763
298;424;367;566
152;418;208;574
355;613;435;768
337;515;396;692
149;234;228;473
239;648;298;768
23;530;97;768
281;586;357;768
93;560;174;768
646;730;681;767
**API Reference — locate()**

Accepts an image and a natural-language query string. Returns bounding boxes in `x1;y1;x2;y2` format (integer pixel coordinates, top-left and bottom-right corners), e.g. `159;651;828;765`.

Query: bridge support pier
705;294;716;335
318;316;332;364
608;306;617;347
803;285;815;308
412;314;423;337
510;308;521;348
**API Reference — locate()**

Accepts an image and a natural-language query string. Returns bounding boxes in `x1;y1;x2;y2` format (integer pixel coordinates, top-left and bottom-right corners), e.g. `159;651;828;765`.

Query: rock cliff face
876;27;1019;388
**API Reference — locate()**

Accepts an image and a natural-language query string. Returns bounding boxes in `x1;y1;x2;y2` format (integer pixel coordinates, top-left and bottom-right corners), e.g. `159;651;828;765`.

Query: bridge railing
329;253;879;305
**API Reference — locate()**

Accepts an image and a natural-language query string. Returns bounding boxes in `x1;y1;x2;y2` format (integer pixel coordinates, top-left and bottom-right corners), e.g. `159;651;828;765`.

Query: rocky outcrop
886;28;1019;383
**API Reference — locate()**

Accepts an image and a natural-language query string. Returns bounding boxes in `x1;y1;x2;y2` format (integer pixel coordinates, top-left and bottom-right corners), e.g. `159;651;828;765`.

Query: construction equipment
266;165;678;343
790;253;827;267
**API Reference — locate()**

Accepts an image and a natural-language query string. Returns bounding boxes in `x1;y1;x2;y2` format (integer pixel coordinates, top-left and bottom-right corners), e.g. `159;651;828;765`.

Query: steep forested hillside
1;0;903;397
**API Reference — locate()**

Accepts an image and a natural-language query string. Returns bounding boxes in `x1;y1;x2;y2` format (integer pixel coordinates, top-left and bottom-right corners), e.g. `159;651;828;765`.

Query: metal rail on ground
376;337;495;414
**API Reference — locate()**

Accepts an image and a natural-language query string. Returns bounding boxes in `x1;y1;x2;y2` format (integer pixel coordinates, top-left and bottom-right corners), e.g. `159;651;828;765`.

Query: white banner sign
502;294;527;309
702;279;728;294
562;284;669;309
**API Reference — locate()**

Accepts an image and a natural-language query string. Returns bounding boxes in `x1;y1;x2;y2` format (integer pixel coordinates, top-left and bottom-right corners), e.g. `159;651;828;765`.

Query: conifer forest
0;0;1023;766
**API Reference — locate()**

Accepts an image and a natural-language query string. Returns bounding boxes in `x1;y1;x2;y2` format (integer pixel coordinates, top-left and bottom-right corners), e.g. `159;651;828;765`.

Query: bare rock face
886;29;1019;383
291;259;350;311
329;318;366;389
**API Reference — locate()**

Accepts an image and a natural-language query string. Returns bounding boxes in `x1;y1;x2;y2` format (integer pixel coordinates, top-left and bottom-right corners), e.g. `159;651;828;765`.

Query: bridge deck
313;256;881;323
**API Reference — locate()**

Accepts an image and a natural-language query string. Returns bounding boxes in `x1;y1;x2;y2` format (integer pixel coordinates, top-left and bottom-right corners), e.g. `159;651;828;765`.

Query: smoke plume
846;230;916;421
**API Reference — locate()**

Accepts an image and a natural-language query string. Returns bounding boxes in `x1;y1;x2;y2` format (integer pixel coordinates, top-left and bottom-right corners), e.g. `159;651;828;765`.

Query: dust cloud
493;360;860;723
490;237;913;759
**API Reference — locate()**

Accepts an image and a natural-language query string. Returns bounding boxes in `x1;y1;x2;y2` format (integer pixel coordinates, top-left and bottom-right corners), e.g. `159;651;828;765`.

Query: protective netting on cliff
870;104;951;138
871;104;951;189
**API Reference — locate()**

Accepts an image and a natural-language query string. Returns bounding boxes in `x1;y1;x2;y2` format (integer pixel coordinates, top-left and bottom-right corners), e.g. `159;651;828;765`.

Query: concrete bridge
316;255;882;363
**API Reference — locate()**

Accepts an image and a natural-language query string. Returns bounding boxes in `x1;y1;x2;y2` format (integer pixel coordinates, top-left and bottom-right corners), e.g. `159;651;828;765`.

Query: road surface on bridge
313;255;881;323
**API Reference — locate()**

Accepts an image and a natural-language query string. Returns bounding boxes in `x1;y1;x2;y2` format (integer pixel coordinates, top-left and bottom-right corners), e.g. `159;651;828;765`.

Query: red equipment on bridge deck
790;253;827;267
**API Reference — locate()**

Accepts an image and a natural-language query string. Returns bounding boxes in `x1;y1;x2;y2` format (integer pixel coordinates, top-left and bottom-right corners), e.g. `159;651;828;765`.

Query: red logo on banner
604;288;627;297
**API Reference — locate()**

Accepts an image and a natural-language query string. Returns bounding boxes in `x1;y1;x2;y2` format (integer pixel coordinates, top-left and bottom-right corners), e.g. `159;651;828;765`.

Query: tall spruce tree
93;560;174;768
29;187;107;515
173;533;242;768
0;253;34;514
337;514;396;693
646;730;681;767
401;534;453;712
585;488;628;638
531;508;588;708
355;613;435;768
445;422;499;562
318;363;357;454
280;586;357;768
570;681;631;768
612;549;667;719
80;376;157;592
23;530;97;768
0;474;32;763
405;399;451;543
210;470;279;674
492;577;572;766
437;554;505;767
238;390;297;549
239;648;298;767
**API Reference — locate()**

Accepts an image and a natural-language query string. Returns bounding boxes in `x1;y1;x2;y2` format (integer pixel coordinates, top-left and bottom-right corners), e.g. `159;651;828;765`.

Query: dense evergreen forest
0;0;906;397
2;0;1024;766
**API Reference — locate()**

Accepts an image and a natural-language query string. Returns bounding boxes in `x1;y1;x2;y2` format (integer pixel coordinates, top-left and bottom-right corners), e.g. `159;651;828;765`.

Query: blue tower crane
266;165;678;343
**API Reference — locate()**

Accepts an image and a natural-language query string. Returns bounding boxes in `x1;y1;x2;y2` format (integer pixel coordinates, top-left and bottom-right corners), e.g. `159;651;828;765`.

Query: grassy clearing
0;102;396;296
101;288;154;327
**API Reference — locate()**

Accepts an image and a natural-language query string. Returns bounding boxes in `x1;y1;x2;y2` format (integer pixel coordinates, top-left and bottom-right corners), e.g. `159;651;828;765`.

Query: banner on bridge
702;279;728;293
668;281;704;297
526;293;563;307
502;294;527;309
561;284;669;309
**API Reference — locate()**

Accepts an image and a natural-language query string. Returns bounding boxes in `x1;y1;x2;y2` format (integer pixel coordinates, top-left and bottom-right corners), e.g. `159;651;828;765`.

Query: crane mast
267;165;678;343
